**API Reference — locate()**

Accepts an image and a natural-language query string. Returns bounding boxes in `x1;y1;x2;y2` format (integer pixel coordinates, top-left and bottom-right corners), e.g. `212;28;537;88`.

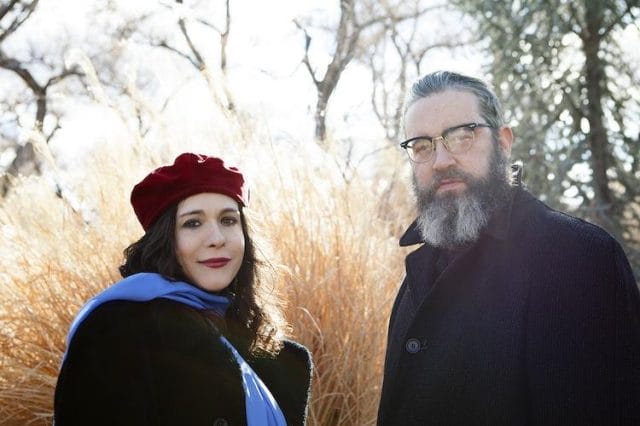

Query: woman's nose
206;223;225;247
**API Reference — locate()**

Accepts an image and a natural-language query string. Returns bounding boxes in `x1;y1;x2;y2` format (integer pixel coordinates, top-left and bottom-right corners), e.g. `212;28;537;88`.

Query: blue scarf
62;272;287;426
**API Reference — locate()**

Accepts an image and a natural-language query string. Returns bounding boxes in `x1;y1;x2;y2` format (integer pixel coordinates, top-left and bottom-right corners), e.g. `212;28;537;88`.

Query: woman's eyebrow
177;209;204;218
178;207;239;218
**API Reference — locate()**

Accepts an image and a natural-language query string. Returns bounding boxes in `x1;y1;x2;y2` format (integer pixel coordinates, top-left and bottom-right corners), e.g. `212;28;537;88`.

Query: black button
405;338;422;353
213;419;228;426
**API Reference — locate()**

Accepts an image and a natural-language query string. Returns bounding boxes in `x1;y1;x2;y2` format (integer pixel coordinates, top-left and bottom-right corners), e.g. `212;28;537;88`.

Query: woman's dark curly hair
119;204;286;356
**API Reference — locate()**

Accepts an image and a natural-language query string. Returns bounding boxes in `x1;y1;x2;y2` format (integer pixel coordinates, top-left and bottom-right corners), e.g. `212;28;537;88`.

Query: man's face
404;89;513;248
405;89;510;195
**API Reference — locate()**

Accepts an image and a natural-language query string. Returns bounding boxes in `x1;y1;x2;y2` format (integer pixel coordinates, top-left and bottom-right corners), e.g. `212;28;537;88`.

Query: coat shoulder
79;298;217;337
511;189;636;293
280;339;313;372
55;298;246;425
514;189;620;252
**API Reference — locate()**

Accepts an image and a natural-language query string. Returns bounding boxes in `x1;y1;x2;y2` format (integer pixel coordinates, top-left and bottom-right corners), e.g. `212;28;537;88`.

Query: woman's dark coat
54;299;312;425
377;186;640;425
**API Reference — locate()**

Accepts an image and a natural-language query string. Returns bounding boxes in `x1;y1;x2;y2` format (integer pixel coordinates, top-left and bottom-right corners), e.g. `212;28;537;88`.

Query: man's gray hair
405;71;505;129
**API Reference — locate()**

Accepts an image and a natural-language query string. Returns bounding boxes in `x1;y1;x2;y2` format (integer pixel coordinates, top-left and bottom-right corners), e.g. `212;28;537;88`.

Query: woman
54;153;312;425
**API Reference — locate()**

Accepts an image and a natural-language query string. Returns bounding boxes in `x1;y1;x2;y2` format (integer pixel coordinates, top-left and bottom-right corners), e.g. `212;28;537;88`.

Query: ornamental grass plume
246;143;413;425
0;146;145;425
0;132;413;425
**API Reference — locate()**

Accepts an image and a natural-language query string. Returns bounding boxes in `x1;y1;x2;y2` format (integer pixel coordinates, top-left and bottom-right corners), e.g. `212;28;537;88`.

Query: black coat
54;298;312;425
378;187;640;426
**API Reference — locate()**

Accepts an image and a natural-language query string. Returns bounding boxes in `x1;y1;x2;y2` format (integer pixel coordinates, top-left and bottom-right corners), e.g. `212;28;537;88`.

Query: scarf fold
62;272;286;426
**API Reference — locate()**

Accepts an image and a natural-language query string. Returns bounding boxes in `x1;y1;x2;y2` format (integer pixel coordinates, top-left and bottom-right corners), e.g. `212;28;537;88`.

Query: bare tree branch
46;67;83;88
195;16;223;33
293;19;320;87
296;0;459;143
177;17;205;70
0;49;43;94
0;48;82;134
219;0;230;73
152;0;234;110
153;40;200;68
295;0;389;142
0;0;39;43
0;0;22;21
365;1;475;141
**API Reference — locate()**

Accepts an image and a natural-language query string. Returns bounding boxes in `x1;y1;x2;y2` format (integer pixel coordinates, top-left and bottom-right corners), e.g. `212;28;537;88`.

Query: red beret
131;153;246;230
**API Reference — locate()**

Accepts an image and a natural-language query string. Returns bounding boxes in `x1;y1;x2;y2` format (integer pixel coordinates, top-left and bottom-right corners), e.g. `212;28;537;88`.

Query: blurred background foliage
1;0;639;424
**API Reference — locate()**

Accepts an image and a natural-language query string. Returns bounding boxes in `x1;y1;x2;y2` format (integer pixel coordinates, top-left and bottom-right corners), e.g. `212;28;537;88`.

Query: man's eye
447;135;465;145
412;140;432;153
447;129;473;145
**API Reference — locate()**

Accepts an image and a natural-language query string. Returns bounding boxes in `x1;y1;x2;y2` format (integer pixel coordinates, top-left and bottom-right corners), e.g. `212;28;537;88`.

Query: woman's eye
221;217;238;226
182;219;201;228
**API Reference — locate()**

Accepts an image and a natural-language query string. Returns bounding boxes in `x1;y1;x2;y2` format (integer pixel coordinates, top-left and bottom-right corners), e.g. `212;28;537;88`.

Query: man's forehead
405;90;481;135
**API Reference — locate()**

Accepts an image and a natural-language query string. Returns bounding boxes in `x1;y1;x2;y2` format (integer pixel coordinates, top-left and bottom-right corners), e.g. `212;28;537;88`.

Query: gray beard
413;144;512;249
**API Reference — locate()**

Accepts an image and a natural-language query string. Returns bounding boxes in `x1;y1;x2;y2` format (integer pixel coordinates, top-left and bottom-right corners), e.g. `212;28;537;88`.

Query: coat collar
399;219;423;247
399;185;519;247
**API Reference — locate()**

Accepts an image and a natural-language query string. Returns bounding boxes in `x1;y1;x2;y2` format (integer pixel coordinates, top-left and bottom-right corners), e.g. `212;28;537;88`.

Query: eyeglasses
400;122;493;163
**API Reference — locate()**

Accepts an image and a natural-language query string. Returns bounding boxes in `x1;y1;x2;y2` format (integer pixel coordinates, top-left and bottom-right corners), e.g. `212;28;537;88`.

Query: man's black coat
378;186;640;425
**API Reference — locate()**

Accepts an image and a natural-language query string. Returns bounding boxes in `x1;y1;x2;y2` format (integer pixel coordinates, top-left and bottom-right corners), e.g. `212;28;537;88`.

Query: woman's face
174;193;245;292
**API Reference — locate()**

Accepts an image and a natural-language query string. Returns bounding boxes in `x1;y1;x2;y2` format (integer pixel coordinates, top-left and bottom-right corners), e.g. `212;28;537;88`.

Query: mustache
425;169;474;194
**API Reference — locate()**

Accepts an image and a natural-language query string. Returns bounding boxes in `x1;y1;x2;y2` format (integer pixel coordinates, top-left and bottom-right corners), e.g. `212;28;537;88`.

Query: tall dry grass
0;118;415;425
248;144;414;425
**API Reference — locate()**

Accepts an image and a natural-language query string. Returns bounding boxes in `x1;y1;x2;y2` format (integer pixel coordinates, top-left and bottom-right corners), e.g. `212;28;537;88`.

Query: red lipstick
198;257;231;268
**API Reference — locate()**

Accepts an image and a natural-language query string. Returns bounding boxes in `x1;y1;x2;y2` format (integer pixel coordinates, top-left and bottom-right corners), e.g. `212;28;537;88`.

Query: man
377;71;640;425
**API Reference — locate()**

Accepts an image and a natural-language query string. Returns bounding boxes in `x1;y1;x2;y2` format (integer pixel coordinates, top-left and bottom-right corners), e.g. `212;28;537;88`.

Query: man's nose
431;138;455;170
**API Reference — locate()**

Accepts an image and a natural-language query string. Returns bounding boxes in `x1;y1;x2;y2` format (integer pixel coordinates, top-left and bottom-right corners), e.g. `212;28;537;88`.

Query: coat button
405;338;422;353
213;419;228;426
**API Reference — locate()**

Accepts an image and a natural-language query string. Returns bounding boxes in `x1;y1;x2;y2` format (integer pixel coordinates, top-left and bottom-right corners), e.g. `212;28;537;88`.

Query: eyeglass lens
409;127;475;162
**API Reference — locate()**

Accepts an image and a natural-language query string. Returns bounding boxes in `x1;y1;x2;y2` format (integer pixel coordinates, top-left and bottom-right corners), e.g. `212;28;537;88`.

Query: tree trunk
315;94;328;141
583;1;616;230
35;89;46;132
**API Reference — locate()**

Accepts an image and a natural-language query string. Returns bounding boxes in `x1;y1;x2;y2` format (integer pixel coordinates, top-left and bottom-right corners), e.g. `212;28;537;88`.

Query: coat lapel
380;244;438;408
